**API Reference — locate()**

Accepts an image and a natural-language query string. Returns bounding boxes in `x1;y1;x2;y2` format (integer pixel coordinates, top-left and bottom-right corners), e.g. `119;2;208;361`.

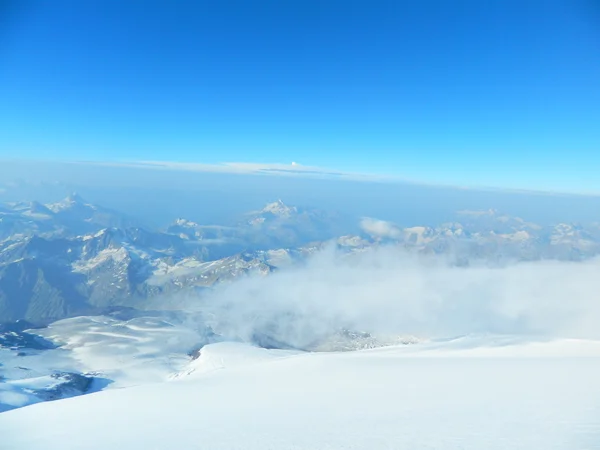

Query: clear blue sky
1;0;599;191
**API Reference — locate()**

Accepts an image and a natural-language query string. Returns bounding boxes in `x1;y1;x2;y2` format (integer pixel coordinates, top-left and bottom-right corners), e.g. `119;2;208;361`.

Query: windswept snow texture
1;340;600;450
0;315;215;411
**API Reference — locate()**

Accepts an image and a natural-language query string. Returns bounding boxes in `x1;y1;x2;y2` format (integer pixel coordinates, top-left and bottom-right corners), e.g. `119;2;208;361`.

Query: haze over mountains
2;193;600;324
3;160;600;227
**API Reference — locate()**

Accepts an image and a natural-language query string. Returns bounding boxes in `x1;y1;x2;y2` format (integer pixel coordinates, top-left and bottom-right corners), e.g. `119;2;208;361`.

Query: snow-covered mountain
163;199;351;251
0;193;136;240
0;227;282;323
239;199;351;248
0;197;329;323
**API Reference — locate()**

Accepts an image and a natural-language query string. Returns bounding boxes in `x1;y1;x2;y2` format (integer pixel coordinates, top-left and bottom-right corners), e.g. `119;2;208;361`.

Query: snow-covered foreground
2;339;600;450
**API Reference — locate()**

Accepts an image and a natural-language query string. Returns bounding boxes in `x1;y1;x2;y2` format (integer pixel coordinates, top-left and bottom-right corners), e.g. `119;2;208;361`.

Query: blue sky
1;0;599;191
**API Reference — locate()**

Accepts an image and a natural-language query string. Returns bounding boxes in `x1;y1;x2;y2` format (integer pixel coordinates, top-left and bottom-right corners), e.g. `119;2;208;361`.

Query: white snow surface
2;337;600;449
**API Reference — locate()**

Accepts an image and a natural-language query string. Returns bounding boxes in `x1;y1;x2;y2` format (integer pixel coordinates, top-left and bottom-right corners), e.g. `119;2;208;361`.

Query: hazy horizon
2;159;600;228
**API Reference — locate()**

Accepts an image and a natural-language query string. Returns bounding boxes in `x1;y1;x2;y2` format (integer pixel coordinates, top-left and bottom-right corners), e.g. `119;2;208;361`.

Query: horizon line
1;157;599;199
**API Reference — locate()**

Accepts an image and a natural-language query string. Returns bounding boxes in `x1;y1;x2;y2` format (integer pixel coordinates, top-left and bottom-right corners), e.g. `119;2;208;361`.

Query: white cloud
359;217;402;239
186;247;600;349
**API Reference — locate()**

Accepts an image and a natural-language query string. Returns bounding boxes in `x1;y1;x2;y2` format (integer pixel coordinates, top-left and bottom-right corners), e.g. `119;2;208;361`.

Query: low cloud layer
89;160;387;182
188;247;600;348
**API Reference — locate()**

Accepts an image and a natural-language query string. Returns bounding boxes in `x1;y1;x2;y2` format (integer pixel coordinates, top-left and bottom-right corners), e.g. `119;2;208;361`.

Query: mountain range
2;193;600;413
1;194;600;324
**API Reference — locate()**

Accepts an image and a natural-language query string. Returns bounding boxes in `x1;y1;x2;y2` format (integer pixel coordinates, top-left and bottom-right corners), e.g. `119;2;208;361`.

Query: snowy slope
2;338;600;450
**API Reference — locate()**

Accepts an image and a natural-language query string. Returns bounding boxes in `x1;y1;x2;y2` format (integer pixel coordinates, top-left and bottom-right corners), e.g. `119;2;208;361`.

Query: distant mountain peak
47;193;95;213
26;201;53;215
66;192;85;204
261;199;297;217
173;218;200;228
